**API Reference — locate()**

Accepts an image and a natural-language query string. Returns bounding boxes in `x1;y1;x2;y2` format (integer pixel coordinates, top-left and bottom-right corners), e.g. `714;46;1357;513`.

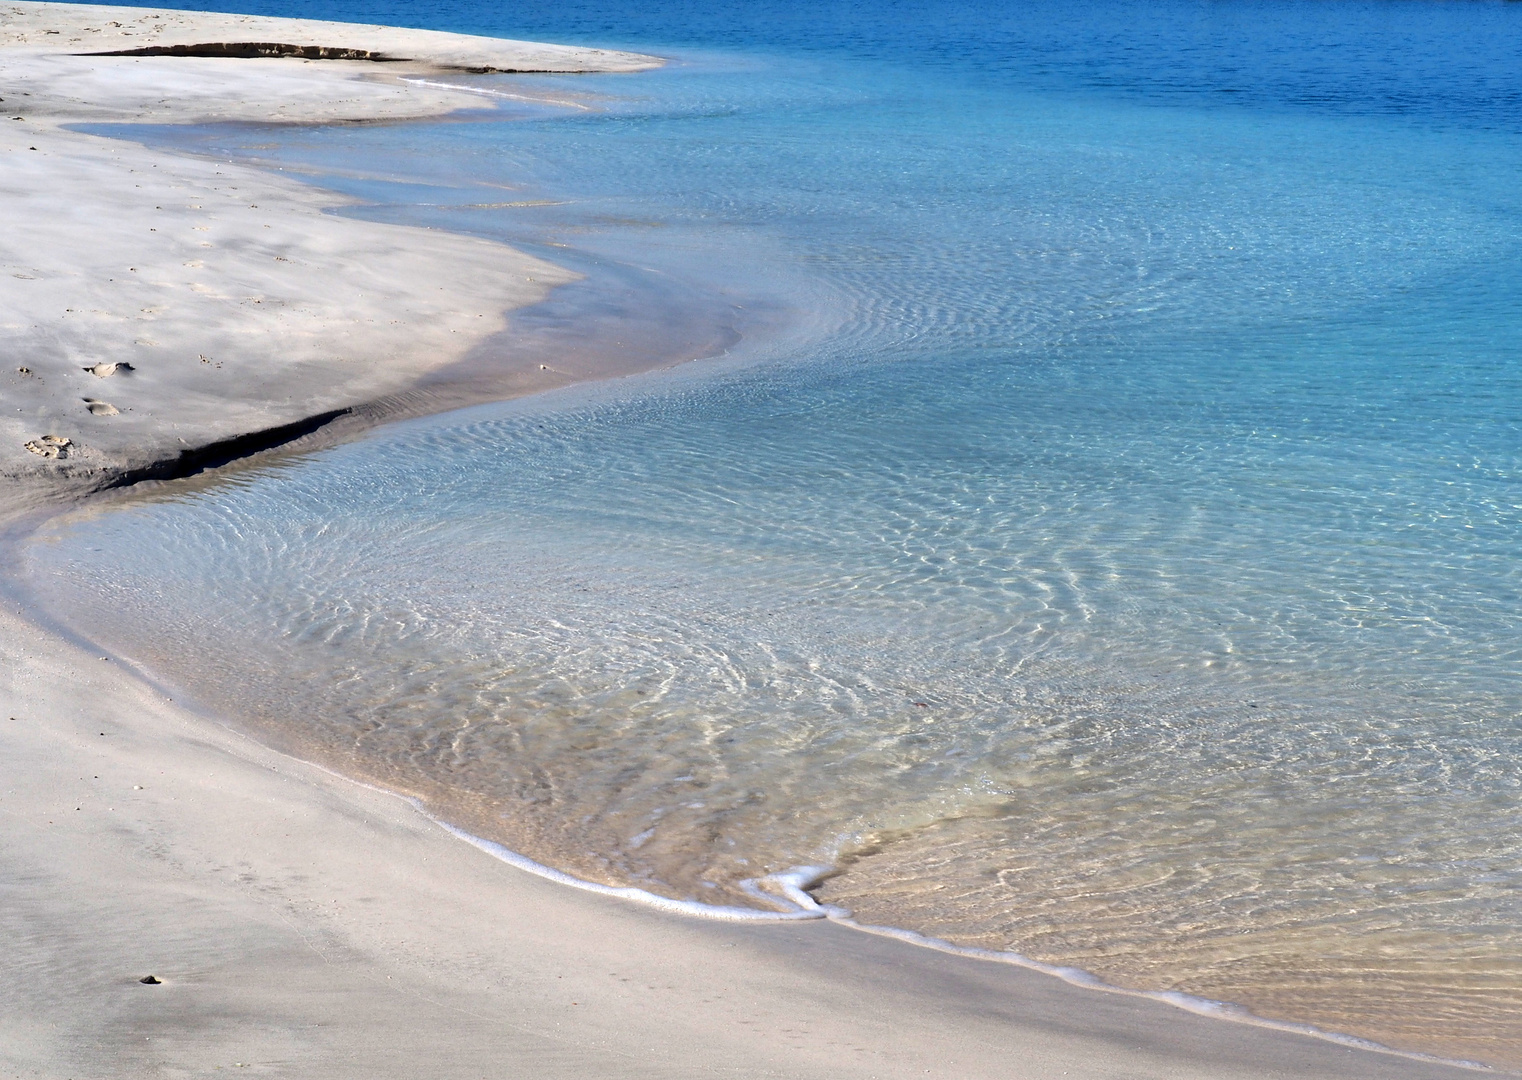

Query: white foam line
400;77;593;110
737;864;847;917
420;809;1491;1071
428;813;826;922
196;736;825;922
822;913;1494;1072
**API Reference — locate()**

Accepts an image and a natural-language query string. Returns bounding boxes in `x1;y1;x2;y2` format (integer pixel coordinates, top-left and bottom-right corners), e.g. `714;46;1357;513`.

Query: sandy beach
0;5;1509;1077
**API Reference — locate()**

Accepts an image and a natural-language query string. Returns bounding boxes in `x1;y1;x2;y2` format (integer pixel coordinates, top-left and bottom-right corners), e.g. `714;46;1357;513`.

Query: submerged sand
0;4;1508;1077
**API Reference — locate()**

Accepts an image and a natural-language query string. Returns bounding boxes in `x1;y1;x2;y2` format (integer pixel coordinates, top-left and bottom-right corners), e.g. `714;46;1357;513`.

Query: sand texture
0;1;659;509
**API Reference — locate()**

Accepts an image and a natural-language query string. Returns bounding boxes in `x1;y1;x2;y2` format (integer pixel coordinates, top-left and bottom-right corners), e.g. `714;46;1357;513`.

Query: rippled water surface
26;0;1522;1066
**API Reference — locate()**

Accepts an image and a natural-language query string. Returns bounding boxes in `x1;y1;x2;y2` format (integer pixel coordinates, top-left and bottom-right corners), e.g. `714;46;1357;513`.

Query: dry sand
0;5;1507;1078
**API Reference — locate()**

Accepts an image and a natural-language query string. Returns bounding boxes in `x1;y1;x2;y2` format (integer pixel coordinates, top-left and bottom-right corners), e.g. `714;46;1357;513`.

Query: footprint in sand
83;399;119;416
23;434;70;459
84;361;134;378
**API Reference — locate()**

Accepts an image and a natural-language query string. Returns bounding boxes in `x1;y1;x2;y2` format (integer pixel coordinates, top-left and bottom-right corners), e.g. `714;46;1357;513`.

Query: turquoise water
25;0;1522;1065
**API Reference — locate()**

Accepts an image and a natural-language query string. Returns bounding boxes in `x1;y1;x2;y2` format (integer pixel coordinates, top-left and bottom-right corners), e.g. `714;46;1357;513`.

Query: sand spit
0;1;660;511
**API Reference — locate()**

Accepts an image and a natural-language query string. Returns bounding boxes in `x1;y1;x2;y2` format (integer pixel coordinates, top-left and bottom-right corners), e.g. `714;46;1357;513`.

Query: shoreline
10;492;1497;1075
407;805;1500;1074
0;585;1502;1079
0;5;1513;1078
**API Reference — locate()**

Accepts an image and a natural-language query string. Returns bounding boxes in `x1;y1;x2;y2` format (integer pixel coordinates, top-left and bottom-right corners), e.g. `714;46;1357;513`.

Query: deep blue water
28;0;1522;1064
99;0;1522;135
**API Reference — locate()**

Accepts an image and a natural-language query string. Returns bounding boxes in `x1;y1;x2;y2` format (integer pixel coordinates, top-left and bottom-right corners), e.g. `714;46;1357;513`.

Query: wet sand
0;5;1507;1077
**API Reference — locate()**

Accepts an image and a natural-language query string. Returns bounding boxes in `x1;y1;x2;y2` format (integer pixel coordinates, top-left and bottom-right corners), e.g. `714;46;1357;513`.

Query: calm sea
23;0;1522;1066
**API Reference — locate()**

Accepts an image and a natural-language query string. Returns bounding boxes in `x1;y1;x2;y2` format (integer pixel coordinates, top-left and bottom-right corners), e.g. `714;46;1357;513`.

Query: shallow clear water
26;0;1522;1066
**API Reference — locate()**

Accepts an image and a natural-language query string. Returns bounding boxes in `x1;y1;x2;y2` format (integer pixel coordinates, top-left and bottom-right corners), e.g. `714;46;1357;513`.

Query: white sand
0;6;1506;1077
